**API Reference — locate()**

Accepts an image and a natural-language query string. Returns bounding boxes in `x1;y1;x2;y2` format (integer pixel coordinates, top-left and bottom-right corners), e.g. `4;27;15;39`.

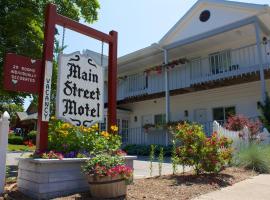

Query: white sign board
56;52;104;127
42;61;53;121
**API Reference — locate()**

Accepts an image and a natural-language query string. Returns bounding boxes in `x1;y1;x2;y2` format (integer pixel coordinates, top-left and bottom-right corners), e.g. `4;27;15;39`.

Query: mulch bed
1;167;257;200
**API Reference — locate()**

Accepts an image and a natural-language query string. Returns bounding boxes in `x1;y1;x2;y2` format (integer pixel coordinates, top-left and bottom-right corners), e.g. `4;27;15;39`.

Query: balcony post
255;21;266;103
164;49;170;146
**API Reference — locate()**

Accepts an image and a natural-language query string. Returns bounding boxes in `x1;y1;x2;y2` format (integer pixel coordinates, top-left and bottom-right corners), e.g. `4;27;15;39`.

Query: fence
0;112;10;194
121;121;215;146
121;128;173;146
213;120;270;148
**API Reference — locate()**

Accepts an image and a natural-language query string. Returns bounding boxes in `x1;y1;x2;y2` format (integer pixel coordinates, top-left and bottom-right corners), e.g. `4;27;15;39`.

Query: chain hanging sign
56;52;104;127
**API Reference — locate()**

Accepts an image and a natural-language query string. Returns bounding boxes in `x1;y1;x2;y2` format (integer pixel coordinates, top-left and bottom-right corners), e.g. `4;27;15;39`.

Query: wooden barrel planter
87;175;127;198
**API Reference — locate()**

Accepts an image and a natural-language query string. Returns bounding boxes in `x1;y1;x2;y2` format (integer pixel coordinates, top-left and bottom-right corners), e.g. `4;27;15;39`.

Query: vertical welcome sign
56;52;104;127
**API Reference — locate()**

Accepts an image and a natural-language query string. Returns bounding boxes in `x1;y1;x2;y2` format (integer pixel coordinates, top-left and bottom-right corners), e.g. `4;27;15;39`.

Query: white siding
121;80;270;129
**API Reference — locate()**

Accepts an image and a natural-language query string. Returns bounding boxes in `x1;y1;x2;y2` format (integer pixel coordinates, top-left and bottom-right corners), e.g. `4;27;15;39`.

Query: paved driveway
6;153;190;179
133;158;191;179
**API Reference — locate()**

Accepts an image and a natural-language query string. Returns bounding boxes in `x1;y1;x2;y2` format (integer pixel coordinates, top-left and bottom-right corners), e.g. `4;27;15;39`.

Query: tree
0;103;24;126
259;93;270;131
0;0;100;107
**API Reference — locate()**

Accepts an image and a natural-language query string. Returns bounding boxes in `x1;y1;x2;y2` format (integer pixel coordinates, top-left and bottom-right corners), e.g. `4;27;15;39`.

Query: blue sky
23;0;270;110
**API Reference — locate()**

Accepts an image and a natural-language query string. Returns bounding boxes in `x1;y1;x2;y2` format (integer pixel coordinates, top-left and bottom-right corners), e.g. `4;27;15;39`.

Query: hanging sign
56;52;104;127
3;53;41;93
42;61;53;122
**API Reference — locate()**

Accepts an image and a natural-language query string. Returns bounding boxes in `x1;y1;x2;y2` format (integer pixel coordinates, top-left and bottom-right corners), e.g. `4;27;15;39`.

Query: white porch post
164;49;170;146
0;112;10;194
164;49;170;123
255;21;267;102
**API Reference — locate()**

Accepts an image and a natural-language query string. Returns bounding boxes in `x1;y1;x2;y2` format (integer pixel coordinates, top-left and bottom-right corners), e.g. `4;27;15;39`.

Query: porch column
255;21;266;102
164;49;170;123
164;49;170;147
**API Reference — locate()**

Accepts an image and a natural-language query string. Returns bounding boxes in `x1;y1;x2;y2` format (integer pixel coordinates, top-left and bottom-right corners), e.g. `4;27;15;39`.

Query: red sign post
36;4;117;151
3;53;41;94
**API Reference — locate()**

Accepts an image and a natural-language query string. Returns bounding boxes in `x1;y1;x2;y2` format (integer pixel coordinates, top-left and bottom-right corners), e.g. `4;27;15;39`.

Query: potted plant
82;154;133;199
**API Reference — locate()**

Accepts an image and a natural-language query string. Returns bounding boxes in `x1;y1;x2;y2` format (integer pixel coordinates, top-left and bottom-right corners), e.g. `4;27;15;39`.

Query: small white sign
42;61;52;121
56;52;104;127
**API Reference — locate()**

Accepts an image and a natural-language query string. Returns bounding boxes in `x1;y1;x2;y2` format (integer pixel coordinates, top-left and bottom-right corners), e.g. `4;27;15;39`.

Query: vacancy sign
41;61;53;122
3;53;41;93
56;52;104;127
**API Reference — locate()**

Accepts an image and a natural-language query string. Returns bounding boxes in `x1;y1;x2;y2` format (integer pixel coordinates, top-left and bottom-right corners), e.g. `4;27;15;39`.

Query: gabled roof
16;112;37;121
159;0;268;45
117;0;269;72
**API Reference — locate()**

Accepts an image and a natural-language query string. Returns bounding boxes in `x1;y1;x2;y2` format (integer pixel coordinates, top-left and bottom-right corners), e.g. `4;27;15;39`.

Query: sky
23;0;270;110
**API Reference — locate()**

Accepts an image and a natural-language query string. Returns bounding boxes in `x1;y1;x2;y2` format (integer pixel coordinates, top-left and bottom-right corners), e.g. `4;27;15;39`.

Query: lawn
8;144;36;152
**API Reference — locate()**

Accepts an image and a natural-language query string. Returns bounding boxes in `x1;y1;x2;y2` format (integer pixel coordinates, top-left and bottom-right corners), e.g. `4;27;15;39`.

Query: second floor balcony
116;40;270;102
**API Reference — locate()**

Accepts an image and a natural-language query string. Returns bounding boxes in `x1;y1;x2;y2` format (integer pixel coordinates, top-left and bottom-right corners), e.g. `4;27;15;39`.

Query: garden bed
3;167;257;200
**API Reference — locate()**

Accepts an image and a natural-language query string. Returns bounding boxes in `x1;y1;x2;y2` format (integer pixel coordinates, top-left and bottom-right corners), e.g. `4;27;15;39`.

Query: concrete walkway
133;159;191;179
194;174;270;200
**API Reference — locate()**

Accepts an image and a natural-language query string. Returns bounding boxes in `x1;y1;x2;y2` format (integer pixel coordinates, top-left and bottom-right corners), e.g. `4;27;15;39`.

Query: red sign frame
3;53;41;94
36;4;117;151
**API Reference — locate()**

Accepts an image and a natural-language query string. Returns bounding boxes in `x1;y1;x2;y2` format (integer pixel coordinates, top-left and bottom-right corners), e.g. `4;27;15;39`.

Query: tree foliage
0;0;100;106
259;93;270;131
0;103;24;126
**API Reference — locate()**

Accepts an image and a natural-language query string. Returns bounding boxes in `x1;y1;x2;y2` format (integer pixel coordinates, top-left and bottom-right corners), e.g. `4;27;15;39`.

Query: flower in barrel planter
82;154;133;198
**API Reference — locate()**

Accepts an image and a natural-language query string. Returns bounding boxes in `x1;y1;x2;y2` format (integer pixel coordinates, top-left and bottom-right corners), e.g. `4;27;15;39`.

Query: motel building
86;0;270;146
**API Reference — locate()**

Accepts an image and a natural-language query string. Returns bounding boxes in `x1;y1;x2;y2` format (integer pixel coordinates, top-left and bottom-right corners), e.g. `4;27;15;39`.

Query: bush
233;144;270;173
8;135;24;145
123;144;172;157
174;122;233;174
201;133;233;173
27;130;37;144
224;115;262;141
48;117;121;156
259;93;270;131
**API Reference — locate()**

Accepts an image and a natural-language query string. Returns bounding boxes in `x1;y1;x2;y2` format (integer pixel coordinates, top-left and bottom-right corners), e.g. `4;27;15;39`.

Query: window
213;106;236;122
154;114;166;125
209;50;231;75
199;10;211;22
121;119;129;143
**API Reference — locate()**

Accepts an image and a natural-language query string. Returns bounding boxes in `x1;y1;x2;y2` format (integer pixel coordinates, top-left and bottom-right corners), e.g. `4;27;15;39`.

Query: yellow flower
91;123;99;131
50;116;56;120
61;123;72;129
79;126;85;132
101;131;110;138
59;130;68;137
110;125;118;132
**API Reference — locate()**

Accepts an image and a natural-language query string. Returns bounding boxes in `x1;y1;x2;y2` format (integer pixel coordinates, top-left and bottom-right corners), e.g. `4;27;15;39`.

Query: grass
8;144;36;152
233;144;270;173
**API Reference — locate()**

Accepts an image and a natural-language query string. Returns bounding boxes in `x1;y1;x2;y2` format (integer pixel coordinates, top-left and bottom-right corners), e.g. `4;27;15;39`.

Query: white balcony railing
117;41;270;101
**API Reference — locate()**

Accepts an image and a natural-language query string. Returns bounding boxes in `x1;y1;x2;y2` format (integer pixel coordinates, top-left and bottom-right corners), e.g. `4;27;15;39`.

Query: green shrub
123;144;172;157
8;135;24;145
233;144;270;173
27;130;37;144
48;118;121;155
149;145;156;176
158;147;164;176
174;122;233;174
